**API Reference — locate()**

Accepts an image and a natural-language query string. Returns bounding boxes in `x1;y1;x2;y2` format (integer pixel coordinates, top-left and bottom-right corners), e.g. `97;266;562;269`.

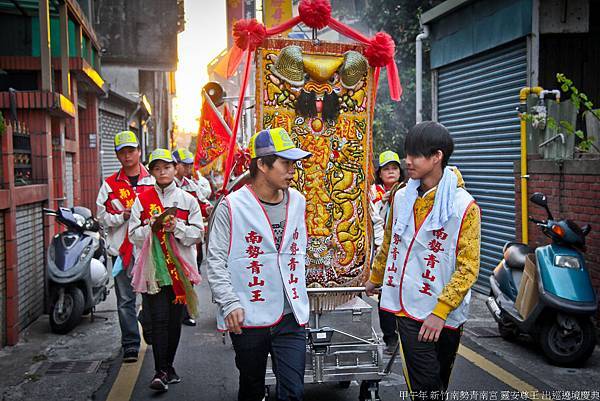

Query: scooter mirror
530;192;547;208
582;224;592;236
530;192;554;220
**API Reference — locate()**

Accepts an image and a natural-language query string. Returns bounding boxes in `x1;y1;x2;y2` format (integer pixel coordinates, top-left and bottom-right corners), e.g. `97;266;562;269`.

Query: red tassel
373;67;381;105
386;60;403;101
233;148;251;176
365;32;395;67
233;19;267;51
298;0;331;29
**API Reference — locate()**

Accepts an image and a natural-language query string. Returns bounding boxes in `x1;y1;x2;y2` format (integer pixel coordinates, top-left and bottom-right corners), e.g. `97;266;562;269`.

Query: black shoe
123;349;138;363
182;317;196;326
150;371;169;392
166;367;181;384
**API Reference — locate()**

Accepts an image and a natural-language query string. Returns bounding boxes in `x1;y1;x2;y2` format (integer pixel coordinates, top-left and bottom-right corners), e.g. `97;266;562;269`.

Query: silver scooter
44;207;110;334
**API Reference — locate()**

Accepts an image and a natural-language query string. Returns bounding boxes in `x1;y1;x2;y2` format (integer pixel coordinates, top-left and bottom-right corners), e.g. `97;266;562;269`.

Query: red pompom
233;148;251;176
365;32;396;67
233;19;267;51
298;0;331;30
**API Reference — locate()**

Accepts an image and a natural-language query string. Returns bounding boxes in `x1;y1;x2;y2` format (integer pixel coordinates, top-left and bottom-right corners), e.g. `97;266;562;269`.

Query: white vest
217;185;309;329
380;187;476;328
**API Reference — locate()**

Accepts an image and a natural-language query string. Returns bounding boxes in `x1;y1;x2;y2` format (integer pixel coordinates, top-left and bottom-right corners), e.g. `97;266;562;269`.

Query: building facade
93;0;183;175
0;0;184;348
0;0;105;346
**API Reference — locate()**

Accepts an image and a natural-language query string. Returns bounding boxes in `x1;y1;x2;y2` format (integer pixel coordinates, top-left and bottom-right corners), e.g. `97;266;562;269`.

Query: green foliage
554;73;598;152
363;0;443;158
0;112;5;135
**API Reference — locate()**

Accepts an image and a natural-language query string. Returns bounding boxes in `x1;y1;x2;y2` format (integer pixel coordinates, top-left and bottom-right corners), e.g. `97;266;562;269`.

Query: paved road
4;271;597;401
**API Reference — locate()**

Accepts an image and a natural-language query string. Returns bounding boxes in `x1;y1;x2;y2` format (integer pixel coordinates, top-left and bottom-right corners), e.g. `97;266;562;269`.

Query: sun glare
173;1;227;145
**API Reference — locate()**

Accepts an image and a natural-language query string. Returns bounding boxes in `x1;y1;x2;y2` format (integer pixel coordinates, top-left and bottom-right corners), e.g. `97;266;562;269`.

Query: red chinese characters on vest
419;228;448;296
288;229;301;300
245;230;266;302
386;233;402;288
105;173;147;268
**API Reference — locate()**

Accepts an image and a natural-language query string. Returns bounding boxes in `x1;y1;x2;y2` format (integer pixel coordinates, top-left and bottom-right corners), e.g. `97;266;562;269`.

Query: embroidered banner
255;38;374;288
194;100;230;176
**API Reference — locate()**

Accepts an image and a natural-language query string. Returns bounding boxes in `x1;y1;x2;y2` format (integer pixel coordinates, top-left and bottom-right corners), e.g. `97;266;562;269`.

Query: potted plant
552;74;599;156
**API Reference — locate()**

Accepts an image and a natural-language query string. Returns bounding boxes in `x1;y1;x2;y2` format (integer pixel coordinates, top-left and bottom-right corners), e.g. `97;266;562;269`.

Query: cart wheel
359;380;381;401
338;380;351;388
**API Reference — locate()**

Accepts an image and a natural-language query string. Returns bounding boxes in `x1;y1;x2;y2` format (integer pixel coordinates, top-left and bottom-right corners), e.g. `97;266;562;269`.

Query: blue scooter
487;192;596;366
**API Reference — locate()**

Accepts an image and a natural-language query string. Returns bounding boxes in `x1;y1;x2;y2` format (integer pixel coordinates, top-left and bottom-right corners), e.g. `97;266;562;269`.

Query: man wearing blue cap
206;127;312;401
96;131;154;363
172;148;211;326
172;148;212;219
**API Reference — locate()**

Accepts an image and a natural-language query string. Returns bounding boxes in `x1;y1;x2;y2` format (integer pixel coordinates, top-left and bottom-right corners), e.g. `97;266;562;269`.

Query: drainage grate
466;326;500;338
37;360;101;375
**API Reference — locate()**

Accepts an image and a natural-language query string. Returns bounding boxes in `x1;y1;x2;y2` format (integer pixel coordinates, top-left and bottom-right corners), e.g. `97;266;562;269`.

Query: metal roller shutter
16;203;45;329
100;110;126;179
65;153;74;208
0;212;5;346
437;41;527;291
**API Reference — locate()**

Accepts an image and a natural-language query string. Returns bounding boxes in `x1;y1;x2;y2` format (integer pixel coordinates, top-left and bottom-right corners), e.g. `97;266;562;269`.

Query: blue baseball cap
249;128;311;161
172;148;194;164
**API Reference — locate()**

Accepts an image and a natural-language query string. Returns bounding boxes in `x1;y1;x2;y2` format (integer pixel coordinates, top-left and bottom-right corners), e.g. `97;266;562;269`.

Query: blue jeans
113;264;140;352
230;314;306;401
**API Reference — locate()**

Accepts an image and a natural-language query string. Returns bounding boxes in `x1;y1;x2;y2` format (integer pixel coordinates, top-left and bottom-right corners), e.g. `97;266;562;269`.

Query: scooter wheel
539;315;596;367
50;287;85;334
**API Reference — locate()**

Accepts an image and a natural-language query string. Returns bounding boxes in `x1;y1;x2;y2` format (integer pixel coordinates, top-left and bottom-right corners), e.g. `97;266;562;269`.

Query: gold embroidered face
265;45;369;124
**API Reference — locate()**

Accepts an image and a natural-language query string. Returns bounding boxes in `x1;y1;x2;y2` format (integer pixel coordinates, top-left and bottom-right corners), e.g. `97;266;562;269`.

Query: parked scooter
487;192;596;366
44;207;110;334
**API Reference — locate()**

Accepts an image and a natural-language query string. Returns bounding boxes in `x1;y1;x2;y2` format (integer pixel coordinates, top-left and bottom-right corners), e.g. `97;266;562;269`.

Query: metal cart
265;287;398;401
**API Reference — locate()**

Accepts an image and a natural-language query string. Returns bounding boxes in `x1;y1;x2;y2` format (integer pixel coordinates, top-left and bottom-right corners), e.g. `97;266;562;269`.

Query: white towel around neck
395;166;458;236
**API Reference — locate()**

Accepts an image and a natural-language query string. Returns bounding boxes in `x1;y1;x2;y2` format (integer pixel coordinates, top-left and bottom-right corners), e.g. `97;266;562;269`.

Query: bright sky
173;1;227;138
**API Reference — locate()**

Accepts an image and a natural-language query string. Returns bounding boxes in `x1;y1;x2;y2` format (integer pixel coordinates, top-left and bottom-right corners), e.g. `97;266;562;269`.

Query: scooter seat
503;242;530;270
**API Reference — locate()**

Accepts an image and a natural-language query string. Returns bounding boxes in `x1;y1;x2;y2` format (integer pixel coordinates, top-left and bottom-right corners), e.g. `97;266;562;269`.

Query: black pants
142;286;185;373
396;317;462;401
378;294;398;346
230;314;306;401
